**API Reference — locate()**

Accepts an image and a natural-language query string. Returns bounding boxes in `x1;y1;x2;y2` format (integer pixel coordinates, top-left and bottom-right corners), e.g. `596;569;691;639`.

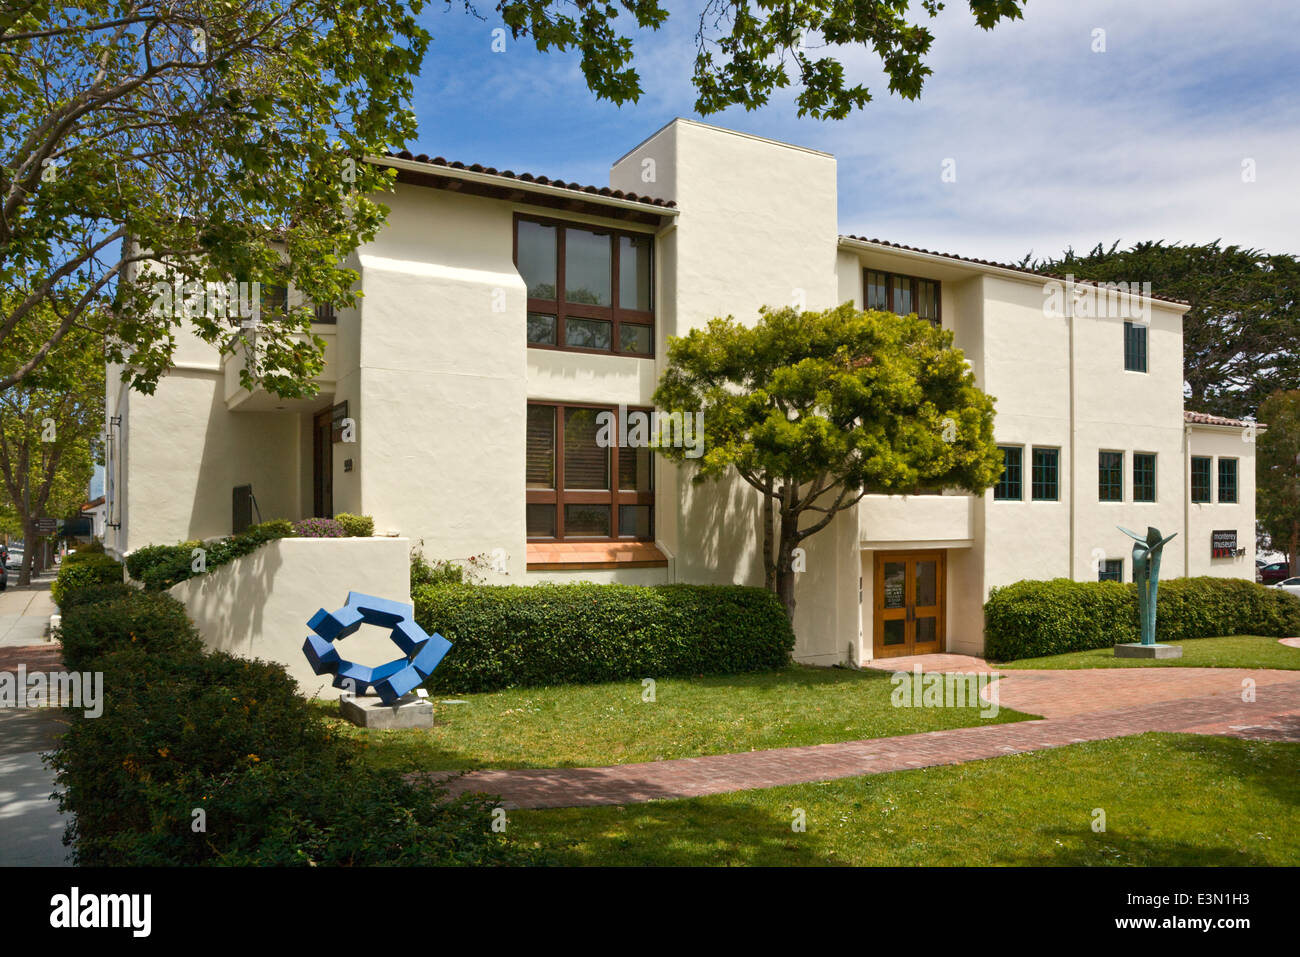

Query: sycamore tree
653;303;1001;621
1025;241;1300;420
2;0;1027;399
0;303;102;584
1258;390;1300;575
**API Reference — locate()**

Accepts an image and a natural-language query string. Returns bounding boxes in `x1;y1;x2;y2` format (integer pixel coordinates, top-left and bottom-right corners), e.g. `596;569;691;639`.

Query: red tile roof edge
380;152;677;210
1183;410;1258;429
841;235;1191;306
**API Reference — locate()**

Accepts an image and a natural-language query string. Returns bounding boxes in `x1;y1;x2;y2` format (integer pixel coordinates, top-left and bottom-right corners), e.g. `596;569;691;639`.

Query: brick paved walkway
431;659;1300;810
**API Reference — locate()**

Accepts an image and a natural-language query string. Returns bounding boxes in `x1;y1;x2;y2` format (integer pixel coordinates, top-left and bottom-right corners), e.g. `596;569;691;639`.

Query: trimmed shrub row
412;582;796;693
125;519;294;590
127;516;375;590
984;576;1300;661
50;553;123;606
51;589;540;866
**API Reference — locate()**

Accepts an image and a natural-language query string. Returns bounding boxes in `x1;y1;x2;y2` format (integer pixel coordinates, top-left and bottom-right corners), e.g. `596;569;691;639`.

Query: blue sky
405;0;1300;262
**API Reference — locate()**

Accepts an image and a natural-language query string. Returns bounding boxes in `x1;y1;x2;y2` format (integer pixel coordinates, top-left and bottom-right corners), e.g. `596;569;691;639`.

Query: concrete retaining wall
168;537;411;696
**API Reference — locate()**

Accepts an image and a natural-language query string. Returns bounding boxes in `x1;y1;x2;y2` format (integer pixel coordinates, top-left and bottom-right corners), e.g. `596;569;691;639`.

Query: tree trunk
19;521;34;586
762;480;776;593
1289;524;1298;581
775;511;798;626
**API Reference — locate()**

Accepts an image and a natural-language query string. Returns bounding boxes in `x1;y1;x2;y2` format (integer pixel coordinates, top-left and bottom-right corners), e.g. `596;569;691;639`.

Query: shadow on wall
677;473;763;586
184;371;303;541
179;542;285;661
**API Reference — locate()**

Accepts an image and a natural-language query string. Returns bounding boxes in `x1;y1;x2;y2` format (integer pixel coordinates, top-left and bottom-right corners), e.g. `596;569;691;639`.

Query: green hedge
56;582;137;611
334;513;374;537
51;592;540;866
126;519;294;590
51;554;123;607
985;576;1300;661
59;591;204;672
412;582;795;693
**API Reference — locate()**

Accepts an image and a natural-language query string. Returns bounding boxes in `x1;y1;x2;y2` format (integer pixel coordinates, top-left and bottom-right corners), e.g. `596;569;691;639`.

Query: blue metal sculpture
1118;526;1178;646
303;591;451;705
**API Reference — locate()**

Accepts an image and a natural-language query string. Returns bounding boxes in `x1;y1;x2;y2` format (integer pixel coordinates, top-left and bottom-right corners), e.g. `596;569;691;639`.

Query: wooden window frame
1098;450;1124;502
1123;320;1148;373
994;445;1022;500
514;213;655;359
1031;446;1060;501
1133;452;1157;503
862;268;942;326
1190;456;1213;503
526;401;655;542
1217;457;1238;504
1099;558;1124;582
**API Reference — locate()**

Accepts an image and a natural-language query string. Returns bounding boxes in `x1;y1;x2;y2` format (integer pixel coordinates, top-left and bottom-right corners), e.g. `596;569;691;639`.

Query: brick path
431;657;1300;810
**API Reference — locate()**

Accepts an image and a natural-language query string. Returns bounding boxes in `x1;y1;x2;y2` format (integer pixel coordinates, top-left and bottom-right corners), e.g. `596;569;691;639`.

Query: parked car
1277;577;1300;598
6;549;23;571
1259;561;1291;584
0;562;6;591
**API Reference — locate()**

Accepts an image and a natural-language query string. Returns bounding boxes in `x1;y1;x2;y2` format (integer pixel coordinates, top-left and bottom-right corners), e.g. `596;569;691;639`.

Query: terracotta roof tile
1183;410;1257;429
384;151;677;209
841;235;1191;306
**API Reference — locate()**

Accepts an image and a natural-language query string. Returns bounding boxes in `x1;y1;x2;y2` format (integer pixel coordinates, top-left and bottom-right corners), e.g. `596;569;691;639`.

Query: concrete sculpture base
339;691;434;730
1114;642;1183;659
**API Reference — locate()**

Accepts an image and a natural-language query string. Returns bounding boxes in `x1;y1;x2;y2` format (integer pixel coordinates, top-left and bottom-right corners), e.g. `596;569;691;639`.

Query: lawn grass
312;665;1035;772
507;733;1300;866
996;634;1300;671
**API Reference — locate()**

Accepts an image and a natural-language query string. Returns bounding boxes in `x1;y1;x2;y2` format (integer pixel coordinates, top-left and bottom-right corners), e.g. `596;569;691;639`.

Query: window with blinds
526;402;655;541
862;269;941;326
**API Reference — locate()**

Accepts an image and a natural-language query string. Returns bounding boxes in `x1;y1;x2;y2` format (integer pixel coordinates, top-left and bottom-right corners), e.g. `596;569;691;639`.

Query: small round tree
1258;389;1300;574
653;303;1001;622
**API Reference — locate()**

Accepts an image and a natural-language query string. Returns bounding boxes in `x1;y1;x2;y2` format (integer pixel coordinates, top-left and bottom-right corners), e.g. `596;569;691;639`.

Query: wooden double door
872;550;946;658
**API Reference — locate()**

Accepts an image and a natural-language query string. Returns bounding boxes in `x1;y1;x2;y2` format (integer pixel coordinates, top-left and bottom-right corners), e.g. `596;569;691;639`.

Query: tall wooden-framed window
1218;458;1238;503
1124;321;1148;372
526;402;655;541
1133;452;1157;503
863;269;941;326
1190;456;1212;503
1098;450;1124;502
994;446;1022;500
515;214;654;357
1032;447;1059;501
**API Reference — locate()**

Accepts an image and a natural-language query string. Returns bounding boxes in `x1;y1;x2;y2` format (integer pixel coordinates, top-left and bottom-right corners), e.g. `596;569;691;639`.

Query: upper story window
863;269;940;326
526;402;654;542
994;446;1022;500
1218;458;1238;503
1190;456;1212;503
515;215;654;357
1032;447;1060;501
1098;451;1124;502
1124;320;1148;372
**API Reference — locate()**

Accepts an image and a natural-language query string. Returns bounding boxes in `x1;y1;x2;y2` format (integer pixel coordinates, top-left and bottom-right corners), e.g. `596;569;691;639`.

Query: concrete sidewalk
0;570;72;866
0;570;56;647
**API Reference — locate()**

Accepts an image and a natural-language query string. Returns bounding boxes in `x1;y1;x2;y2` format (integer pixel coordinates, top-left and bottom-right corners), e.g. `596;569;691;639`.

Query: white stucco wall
1185;424;1257;577
168;536;412;696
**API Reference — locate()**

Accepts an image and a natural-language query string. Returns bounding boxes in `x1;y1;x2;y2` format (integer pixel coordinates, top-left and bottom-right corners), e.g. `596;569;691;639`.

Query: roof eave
368;154;679;221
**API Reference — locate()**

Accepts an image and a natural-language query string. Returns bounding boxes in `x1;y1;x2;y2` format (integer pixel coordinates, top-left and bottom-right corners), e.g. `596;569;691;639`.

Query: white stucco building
104;118;1257;665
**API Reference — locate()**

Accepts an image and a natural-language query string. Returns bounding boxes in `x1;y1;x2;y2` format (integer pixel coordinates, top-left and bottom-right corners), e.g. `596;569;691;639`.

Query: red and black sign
1212;529;1238;558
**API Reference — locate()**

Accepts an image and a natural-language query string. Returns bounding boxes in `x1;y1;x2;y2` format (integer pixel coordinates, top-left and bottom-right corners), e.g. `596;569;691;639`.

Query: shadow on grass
515;797;847;867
